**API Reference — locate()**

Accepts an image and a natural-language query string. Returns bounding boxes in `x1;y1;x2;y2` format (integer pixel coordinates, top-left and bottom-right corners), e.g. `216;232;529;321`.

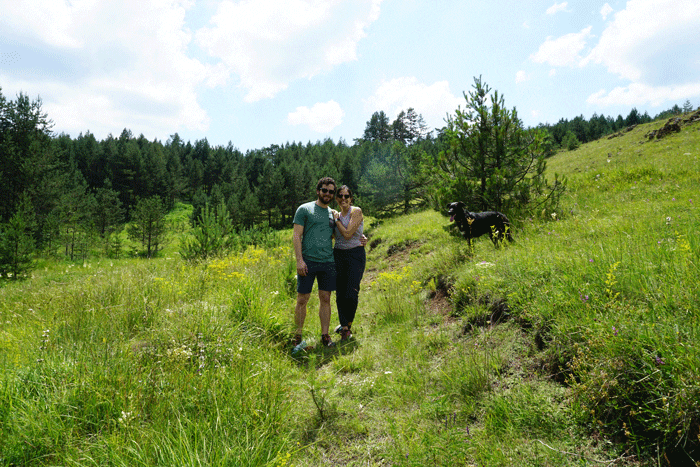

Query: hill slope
0;116;698;466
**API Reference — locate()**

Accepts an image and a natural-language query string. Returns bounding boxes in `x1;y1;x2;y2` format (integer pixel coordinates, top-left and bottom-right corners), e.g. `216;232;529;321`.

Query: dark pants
334;246;366;328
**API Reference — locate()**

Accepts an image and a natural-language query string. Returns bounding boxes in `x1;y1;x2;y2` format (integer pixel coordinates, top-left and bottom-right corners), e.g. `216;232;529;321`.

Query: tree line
0;83;694;276
0;87;446;272
540;99;696;151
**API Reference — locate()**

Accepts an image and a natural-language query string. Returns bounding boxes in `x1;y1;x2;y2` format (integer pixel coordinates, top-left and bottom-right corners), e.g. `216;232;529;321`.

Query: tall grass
1;247;300;466
2;118;699;466
450;120;700;462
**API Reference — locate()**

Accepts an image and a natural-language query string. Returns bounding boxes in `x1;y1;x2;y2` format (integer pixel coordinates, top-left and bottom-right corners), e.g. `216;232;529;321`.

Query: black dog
447;201;513;247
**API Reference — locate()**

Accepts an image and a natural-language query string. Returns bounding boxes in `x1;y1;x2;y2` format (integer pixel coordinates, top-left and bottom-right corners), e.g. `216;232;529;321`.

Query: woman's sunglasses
320;188;335;194
336;194;351;199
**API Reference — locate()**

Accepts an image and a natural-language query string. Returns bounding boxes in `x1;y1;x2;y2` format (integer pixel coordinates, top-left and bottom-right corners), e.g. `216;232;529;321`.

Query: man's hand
292;223;306;275
297;259;308;276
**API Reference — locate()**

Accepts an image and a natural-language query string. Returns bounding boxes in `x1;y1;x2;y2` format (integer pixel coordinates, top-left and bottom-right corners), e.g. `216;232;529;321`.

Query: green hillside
1;116;698;466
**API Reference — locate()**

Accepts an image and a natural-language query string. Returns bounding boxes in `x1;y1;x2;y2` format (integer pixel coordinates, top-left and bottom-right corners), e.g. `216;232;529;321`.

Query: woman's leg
343;247;366;326
334;249;351;327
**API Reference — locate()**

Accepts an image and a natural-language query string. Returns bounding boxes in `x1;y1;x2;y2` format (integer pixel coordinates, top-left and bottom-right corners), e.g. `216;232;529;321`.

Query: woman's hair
336;185;353;199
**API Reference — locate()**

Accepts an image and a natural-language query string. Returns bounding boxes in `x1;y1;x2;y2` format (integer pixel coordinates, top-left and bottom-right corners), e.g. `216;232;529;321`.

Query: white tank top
334;207;364;249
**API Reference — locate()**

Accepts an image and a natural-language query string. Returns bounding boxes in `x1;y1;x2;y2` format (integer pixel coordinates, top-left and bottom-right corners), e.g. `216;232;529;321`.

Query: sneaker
291;334;302;347
340;328;352;341
321;334;336;348
334;324;343;334
292;340;308;355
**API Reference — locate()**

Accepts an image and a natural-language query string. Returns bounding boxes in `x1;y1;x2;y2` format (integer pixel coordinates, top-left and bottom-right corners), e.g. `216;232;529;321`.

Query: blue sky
1;0;699;152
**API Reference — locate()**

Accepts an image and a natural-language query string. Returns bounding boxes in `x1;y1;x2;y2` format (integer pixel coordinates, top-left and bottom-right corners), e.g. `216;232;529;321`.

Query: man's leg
318;290;332;335
295;293;311;336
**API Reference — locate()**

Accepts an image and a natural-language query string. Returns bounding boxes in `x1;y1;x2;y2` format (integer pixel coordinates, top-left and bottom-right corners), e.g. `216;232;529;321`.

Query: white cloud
515;70;528;84
0;0;212;139
587;82;700;107
287;100;344;133
530;27;592;67
364;77;462;131
196;0;384;102
546;2;568;15
582;0;700;84
528;0;700;112
0;0;83;48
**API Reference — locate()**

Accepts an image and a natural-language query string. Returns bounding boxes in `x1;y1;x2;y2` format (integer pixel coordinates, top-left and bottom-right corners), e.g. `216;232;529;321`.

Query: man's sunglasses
336;194;351;199
320;188;335;195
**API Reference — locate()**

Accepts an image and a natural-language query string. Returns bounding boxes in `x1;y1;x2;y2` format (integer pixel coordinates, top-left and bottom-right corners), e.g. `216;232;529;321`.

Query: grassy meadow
1;117;699;466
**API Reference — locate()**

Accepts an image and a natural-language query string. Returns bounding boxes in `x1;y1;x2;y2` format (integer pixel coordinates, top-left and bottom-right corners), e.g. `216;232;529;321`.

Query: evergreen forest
0;83;694;274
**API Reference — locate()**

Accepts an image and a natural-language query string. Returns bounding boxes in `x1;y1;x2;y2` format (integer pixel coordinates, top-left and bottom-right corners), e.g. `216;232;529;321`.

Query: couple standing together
292;177;366;348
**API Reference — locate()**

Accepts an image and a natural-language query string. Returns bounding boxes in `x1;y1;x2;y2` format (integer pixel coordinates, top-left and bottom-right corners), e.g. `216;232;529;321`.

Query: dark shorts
297;259;337;294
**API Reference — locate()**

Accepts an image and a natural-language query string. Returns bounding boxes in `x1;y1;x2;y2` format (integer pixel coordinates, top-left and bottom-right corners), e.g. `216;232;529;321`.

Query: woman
332;185;366;342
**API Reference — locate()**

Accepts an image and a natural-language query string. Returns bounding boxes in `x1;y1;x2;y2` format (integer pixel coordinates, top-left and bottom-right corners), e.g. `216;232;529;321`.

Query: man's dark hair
316;177;336;191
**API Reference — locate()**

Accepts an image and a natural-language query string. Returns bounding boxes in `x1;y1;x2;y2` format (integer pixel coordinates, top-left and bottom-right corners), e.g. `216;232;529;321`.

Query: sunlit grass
0;245;300;466
2;120;699;465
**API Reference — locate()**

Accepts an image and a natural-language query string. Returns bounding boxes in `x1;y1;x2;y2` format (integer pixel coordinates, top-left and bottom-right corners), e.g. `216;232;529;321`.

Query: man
292;177;338;348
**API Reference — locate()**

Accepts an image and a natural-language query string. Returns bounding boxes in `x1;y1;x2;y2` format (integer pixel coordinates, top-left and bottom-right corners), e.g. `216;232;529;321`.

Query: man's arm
292;223;307;276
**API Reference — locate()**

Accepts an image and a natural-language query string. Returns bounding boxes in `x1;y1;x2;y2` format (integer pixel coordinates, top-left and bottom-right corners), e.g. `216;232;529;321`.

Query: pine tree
682;99;694;113
128;196;166;258
0;90;54;223
359;141;430;214
0;193;36;279
562;131;581;150
437;77;565;216
95;180;125;255
181;200;235;260
361;111;392;143
392;108;430;145
256;160;285;227
57;173;97;261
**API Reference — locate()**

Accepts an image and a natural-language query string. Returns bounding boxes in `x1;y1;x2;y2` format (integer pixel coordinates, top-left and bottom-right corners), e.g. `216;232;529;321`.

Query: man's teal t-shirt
293;201;334;263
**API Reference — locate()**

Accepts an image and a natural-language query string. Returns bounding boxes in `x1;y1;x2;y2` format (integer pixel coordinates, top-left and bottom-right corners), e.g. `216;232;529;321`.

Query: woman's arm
335;207;363;239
